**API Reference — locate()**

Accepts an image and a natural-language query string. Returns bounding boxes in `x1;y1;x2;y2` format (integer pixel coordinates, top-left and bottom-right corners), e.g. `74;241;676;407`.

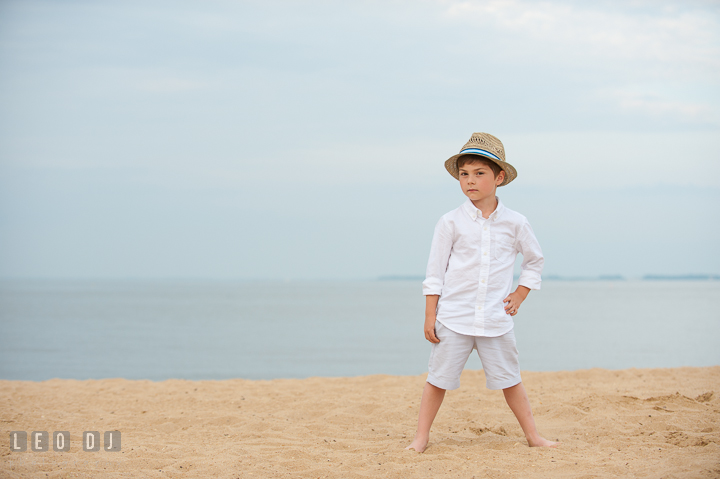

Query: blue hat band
459;148;502;162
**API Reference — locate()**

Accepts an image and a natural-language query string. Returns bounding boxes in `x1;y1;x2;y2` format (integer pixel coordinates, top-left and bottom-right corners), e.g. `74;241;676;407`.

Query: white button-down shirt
422;198;544;337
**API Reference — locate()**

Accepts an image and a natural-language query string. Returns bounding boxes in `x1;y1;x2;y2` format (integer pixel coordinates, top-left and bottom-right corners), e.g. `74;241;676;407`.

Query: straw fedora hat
444;132;517;186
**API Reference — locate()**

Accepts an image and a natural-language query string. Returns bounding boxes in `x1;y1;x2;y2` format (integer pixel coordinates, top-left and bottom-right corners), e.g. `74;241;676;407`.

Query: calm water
0;280;718;381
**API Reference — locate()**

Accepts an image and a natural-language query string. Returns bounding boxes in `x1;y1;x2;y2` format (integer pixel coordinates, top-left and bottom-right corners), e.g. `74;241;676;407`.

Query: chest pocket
493;239;516;264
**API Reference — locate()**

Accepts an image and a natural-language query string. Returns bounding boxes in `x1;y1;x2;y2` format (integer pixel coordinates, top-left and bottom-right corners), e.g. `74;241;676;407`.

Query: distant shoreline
1;275;718;283
378;274;720;281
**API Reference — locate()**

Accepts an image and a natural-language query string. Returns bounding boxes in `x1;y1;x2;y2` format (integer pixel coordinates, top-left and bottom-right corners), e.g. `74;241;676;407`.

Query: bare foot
405;436;429;453
528;436;560;448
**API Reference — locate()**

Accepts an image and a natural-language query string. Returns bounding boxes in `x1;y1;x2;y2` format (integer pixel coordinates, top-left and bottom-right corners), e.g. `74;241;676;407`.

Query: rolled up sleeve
516;221;544;290
422;217;453;296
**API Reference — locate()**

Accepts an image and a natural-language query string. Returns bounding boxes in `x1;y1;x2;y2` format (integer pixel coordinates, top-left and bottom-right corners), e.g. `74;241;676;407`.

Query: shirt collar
463;197;505;222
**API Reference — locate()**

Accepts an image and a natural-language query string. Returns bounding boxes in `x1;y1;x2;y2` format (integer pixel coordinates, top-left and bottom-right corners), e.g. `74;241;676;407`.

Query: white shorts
427;321;521;391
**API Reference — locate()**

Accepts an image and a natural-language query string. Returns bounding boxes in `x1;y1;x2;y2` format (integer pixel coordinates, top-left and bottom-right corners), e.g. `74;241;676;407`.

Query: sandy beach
2;367;719;478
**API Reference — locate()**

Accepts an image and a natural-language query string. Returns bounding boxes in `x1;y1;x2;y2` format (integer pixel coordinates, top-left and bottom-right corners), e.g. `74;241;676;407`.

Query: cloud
442;0;720;78
503;130;720;188
0;0;718;174
134;75;211;93
607;89;714;123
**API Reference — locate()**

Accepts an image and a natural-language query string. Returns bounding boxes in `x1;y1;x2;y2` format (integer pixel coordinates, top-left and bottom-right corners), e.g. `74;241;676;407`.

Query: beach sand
1;367;719;478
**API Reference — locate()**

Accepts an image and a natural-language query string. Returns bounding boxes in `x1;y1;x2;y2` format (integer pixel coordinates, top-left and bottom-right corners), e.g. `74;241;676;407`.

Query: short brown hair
456;155;503;178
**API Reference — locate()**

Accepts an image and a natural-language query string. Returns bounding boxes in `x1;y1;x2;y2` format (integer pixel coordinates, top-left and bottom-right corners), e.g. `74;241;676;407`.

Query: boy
406;132;558;452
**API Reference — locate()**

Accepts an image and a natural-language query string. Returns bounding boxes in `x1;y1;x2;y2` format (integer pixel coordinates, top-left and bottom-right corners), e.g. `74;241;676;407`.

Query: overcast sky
0;0;718;280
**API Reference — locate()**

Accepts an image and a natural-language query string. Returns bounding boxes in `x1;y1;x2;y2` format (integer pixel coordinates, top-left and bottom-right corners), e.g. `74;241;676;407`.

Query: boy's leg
474;330;558;448
407;321;473;452
405;382;446;452
503;382;558;447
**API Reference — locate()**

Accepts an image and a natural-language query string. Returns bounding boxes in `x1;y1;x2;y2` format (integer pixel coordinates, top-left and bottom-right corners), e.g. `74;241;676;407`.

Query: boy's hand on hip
424;317;440;343
503;286;530;316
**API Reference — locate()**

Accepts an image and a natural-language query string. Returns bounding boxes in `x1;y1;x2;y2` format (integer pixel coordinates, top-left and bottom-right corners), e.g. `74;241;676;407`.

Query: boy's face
458;160;506;203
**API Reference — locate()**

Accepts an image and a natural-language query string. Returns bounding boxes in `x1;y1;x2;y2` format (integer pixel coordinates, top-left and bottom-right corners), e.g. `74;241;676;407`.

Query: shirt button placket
475;219;490;335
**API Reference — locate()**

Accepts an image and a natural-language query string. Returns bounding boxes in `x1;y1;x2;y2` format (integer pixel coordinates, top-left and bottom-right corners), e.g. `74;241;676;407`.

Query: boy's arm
516;222;544;291
422;217;452;297
422;217;452;342
504;222;544;316
424;295;440;343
